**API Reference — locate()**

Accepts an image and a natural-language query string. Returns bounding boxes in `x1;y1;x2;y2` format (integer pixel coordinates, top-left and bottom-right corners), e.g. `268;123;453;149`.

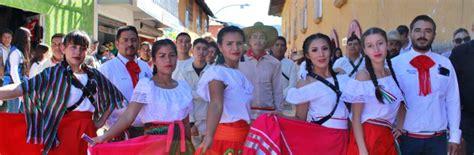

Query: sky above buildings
206;0;282;28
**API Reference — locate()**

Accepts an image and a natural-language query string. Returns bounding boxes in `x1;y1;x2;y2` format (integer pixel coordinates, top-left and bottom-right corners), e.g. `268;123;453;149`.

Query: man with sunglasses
450;27;474;155
443;28;471;57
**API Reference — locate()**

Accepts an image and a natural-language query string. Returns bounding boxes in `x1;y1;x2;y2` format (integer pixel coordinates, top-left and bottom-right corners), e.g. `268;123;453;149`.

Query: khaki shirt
239;54;283;112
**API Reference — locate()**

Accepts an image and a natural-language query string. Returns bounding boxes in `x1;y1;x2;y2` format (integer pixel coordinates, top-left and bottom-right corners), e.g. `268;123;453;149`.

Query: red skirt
279;117;348;155
89;121;194;155
196;120;250;155
0;111;97;155
243;115;348;155
347;122;397;155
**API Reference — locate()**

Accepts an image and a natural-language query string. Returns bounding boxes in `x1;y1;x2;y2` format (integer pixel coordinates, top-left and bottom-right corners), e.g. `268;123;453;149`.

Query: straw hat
387;30;402;42
243;22;278;49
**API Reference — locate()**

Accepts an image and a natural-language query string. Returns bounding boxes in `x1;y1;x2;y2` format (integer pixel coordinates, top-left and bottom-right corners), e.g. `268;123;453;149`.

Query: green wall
0;0;94;44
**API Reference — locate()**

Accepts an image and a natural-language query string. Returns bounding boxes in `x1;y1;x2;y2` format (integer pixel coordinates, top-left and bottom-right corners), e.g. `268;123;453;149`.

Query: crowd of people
0;14;471;155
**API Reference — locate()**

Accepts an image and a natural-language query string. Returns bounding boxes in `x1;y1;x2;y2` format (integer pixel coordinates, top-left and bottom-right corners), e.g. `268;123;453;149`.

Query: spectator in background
90;38;99;54
443;28;470;58
332;33;364;78
206;41;219;65
0;28;13;84
450;38;474;155
270;36;298;116
387;30;403;58
138;41;152;68
29;43;49;77
94;45;113;64
172;32;193;79
3;27;31;113
397;25;412;54
42;33;64;68
333;47;343;61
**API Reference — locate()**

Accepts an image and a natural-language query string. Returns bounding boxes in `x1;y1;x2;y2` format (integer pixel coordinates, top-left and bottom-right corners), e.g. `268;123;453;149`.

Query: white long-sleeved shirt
392;49;461;144
172;57;194;79
175;62;210;122
280;58;298;98
332;55;365;78
99;54;153;127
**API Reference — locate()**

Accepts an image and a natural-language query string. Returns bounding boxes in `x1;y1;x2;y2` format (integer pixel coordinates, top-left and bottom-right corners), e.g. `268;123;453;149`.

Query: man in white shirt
270;36;297;116
176;38;210;148
99;26;152;139
38;33;64;72
398;25;413;54
332;33;364;78
172;32;193;79
393;15;461;155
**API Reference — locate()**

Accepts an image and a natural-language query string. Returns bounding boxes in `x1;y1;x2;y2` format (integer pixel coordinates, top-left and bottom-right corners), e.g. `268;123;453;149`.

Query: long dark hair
151;39;177;75
302;33;337;78
361;27;401;103
12;27;31;76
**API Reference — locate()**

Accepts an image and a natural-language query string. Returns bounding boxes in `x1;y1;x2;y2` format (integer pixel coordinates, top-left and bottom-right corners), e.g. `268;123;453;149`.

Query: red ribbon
410;55;435;96
125;61;141;87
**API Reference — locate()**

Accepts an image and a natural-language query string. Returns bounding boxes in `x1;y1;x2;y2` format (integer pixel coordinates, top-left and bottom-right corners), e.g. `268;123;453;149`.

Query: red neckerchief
125;61;141;87
246;49;267;61
410;55;435;96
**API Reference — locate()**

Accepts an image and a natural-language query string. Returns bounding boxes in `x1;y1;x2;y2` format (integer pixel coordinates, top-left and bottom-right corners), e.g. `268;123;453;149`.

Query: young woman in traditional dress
91;39;195;155
0;31;126;155
195;26;254;155
343;27;405;155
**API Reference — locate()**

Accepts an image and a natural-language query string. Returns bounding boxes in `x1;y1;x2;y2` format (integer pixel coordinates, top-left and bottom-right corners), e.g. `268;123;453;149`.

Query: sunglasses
453;36;471;44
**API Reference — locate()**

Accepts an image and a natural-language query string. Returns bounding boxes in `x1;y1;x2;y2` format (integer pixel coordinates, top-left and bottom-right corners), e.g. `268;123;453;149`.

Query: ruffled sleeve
131;78;151;104
341;78;376;103
286;82;328;105
197;66;228;102
298;61;308;80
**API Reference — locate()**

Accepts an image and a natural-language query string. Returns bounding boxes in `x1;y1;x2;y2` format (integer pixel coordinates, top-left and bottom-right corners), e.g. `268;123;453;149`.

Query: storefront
0;0;94;44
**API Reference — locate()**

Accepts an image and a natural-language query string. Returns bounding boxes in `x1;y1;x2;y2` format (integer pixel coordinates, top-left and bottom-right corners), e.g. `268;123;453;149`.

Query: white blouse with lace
197;65;254;123
341;76;404;125
131;78;193;123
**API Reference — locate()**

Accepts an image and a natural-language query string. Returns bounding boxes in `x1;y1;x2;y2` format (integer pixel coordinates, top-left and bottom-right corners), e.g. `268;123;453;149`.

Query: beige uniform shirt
239;54;283;117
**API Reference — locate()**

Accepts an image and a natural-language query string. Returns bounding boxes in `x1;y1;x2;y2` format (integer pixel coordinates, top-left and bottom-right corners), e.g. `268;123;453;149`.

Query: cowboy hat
243;22;278;50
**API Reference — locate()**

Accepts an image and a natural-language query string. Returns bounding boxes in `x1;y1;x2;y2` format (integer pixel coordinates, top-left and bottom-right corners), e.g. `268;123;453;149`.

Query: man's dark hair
0;28;13;36
453;28;469;38
193;38;209;47
276;36;287;47
51;33;65;40
409;15;437;32
347;32;360;44
176;32;191;40
397;25;409;35
116;25;138;40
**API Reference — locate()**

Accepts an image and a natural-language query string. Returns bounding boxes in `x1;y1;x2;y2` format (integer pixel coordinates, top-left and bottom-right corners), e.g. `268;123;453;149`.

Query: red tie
410;55;435;96
126;61;141;87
